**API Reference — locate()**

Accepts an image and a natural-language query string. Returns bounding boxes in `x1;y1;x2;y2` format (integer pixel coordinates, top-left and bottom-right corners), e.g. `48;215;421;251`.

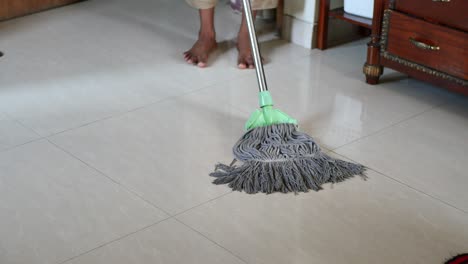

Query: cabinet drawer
384;11;468;80
394;0;468;32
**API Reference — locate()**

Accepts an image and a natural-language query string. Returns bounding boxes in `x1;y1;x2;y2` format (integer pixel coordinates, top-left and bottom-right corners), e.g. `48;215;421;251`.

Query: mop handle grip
242;0;268;92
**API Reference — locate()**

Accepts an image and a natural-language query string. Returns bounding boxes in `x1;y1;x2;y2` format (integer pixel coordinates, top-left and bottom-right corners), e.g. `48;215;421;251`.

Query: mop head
210;123;366;194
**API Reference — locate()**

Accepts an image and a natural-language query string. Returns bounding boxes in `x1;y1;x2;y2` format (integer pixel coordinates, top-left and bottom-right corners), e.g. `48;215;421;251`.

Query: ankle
199;30;216;41
238;28;249;38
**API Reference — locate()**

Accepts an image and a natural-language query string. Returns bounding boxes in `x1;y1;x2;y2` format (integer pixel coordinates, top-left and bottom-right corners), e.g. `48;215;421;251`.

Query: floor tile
50;89;248;215
177;169;468;264
65;218;245;264
0;0;311;137
0;113;39;151
335;98;468;212
312;39;369;75
0;1;225;136
200;57;453;149
0;140;167;264
0;24;190;137
2;0;467;263
0;70;187;137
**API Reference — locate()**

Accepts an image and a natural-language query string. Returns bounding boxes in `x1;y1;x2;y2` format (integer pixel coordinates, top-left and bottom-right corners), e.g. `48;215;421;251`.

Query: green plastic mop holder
258;91;274;107
245;91;298;131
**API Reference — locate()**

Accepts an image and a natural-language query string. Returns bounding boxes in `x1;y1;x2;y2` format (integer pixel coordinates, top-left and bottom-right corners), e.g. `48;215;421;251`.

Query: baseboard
281;15;314;49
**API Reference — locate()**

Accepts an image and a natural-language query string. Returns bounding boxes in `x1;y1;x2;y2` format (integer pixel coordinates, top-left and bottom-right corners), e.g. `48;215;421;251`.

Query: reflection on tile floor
1;0;467;263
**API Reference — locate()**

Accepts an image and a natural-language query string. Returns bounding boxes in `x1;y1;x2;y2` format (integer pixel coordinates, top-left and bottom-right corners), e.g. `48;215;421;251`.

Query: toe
246;57;255;69
238;57;248;69
185;53;193;63
238;62;247;69
198;55;208;68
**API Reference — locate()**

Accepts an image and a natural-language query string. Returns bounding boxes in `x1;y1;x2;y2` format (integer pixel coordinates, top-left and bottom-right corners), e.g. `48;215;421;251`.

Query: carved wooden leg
363;0;385;84
364;35;383;84
364;64;382;85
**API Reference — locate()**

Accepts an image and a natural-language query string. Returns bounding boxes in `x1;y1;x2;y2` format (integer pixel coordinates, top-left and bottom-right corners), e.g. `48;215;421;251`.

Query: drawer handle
432;0;450;2
409;38;440;51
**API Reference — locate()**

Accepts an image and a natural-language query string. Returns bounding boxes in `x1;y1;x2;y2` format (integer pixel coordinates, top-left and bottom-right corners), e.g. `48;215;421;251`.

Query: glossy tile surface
177;169;468;264
206;42;454;149
0;140;167;264
0;112;39;151
1;0;467;263
66;219;245;264
50;89;246;215
336;98;468;212
0;0;309;137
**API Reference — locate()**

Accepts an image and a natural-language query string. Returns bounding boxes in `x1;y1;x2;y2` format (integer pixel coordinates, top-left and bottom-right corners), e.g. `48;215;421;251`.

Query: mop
210;0;366;194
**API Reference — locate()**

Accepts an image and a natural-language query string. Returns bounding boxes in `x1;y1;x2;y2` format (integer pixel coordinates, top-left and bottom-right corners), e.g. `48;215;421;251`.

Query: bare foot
183;34;217;68
236;28;264;69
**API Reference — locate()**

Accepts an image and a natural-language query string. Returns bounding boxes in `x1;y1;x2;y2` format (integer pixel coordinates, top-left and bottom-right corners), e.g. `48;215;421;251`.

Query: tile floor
1;0;467;263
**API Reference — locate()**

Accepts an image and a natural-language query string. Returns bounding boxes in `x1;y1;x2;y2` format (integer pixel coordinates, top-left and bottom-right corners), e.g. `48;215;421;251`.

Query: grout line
0;115;46;153
46;138;172;216
174;218;250;264
60;201;248;264
11;117;42;138
48;139;246;263
58;217;172;264
173;191;234;218
46;70;246;138
49;134;238;218
47;94;195;139
3;61;250;149
330;150;468;215
331;101;449;151
0;137;45;153
1;37;314;155
1;74;238;154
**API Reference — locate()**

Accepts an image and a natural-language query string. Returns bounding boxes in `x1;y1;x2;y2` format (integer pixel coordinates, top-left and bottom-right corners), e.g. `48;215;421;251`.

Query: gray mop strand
210;124;367;194
210;0;366;194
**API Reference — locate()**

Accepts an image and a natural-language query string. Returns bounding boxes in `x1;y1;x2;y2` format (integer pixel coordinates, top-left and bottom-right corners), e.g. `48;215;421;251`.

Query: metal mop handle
242;0;268;92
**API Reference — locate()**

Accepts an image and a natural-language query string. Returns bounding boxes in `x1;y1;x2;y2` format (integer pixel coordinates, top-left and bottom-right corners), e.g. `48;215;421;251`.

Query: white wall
285;0;316;23
283;0;315;48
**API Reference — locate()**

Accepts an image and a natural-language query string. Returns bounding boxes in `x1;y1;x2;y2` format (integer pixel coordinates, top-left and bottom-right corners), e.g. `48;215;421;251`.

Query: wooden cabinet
385;11;467;80
364;0;468;95
0;0;82;21
317;0;373;50
394;0;468;32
